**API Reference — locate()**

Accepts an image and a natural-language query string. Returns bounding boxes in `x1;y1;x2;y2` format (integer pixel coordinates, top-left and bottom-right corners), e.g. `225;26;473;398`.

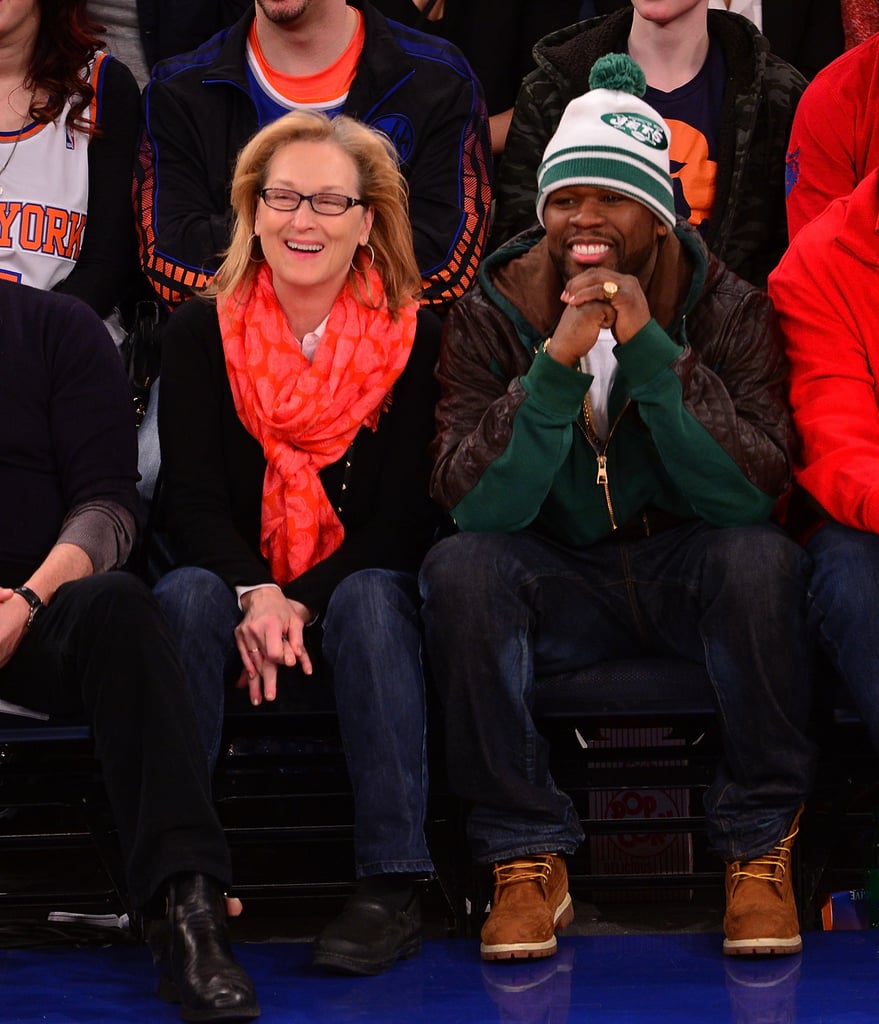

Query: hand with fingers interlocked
234;585;314;705
545;268;652;369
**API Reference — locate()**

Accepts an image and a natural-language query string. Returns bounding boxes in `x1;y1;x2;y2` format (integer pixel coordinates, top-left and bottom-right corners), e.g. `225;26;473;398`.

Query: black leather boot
152;873;260;1022
312;877;422;976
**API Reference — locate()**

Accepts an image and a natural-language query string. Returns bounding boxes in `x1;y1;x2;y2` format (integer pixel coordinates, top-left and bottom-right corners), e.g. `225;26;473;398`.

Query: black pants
0;572;230;909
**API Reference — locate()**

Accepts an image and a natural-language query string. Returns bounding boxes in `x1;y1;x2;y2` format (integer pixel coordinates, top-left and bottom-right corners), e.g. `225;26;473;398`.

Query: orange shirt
247;11;365;112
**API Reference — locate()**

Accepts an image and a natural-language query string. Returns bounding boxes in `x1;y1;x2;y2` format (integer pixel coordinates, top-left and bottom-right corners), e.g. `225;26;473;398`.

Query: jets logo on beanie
536;53;676;230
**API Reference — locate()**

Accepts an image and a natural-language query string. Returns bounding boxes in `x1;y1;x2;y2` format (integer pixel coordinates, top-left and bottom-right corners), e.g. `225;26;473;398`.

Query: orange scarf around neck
219;263;418;585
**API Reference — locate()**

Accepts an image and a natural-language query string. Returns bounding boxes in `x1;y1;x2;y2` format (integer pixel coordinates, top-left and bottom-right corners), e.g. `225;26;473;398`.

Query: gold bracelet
543;336;582;371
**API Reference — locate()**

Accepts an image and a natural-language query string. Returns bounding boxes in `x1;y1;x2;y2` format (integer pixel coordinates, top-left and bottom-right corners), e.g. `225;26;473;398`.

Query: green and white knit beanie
535;53;675;230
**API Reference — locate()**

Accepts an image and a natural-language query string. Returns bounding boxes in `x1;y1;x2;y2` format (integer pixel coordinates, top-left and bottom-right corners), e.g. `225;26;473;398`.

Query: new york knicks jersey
0;55;108;292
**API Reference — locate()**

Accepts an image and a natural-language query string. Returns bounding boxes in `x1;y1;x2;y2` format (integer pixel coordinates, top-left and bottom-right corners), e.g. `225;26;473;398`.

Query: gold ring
602;281;619;301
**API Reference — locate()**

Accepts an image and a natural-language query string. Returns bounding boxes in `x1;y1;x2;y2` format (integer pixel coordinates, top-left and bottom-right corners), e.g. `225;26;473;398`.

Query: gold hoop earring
248;232;265;263
351;242;376;274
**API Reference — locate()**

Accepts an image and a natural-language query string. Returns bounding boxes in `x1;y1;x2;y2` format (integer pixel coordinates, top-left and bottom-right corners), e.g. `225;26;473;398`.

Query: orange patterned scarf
219;263;418;585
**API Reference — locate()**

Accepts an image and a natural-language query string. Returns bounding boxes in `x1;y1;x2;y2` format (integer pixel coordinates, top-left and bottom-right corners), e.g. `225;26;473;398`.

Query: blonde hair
210;110;422;315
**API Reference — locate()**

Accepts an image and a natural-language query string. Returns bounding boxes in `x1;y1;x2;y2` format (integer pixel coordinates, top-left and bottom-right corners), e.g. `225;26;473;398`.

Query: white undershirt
580;328;618;441
707;0;763;33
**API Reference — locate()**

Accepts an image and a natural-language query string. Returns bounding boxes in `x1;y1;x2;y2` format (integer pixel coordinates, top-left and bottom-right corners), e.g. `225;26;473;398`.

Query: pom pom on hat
535;54;675;230
588;53;647;96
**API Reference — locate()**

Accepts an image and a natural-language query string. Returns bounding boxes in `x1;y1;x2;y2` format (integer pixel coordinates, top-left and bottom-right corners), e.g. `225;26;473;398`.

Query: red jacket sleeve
769;193;879;531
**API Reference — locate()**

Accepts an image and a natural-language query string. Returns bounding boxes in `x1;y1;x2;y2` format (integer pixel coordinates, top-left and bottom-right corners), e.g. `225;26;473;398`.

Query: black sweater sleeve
54;57;142;319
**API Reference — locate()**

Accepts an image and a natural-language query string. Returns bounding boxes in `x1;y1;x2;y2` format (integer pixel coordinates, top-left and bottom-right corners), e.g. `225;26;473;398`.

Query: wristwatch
13;585;44;628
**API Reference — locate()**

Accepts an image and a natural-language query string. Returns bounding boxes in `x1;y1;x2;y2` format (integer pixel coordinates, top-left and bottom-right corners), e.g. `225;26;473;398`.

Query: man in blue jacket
134;0;492;310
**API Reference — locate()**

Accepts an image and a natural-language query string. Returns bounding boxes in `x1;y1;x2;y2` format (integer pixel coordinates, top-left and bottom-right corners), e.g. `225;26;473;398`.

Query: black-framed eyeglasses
259;188;367;216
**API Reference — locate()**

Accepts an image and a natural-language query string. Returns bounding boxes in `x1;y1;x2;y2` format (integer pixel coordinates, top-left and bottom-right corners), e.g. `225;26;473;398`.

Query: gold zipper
536;342;631;532
576;395;630;531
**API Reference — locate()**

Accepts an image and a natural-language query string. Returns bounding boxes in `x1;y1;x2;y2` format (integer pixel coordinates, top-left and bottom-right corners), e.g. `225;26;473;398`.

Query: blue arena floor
0;930;875;1023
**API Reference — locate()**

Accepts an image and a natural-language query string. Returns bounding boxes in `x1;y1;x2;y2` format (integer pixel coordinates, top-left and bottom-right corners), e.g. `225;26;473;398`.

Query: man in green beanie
420;56;815;963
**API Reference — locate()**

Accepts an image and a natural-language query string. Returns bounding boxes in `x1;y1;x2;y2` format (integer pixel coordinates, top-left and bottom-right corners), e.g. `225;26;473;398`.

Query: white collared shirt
299;313;329;363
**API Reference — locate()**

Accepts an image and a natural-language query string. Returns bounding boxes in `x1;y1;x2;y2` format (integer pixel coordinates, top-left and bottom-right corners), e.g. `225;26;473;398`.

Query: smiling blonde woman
153;109;443;977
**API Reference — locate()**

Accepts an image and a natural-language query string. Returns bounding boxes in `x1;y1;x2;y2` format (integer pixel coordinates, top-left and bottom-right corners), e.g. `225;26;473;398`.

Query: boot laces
493;856;554;891
731;822;798;887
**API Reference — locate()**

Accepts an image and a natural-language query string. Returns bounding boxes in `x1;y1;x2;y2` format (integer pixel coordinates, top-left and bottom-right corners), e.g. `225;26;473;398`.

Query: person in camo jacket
489;0;806;289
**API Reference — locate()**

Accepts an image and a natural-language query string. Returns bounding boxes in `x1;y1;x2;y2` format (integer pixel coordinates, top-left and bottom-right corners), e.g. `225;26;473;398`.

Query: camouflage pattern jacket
490;8;806;288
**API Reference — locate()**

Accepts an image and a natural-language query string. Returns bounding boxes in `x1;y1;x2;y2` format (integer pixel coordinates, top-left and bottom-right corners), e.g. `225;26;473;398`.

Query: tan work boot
480;854;574;961
723;807;804;956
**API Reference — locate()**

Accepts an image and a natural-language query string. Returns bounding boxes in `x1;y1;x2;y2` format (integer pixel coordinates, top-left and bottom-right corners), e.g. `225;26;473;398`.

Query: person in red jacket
785;32;879;239
769;166;879;752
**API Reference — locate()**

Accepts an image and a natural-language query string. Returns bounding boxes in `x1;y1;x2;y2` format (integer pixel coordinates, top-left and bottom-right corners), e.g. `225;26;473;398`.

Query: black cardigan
156;297;442;614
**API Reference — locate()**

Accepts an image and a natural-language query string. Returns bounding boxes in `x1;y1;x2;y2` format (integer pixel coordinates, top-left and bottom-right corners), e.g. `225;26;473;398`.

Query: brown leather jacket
431;220;793;546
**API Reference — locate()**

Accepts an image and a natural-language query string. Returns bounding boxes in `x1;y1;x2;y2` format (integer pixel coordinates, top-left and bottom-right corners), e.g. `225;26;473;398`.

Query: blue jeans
154;566;434;878
153;567;241;771
419;522;816;865
807;522;879;752
322;569;434;878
